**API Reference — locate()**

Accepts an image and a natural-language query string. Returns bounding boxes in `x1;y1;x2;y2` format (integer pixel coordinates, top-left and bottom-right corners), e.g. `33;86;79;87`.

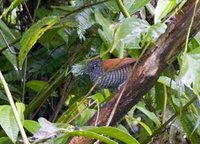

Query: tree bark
68;0;200;143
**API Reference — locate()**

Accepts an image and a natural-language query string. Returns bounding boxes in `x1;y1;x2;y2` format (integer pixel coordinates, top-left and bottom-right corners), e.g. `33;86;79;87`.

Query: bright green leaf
66;130;117;144
130;117;152;135
179;47;200;95
0;0;22;19
87;126;139;144
136;102;161;127
26;80;49;92
19;16;59;69
104;1;120;13
158;76;185;94
24;120;41;134
144;23;167;42
112;16;149;53
128;0;149;14
16;102;25;123
0;105;19;143
95;11;114;48
76;103;96;126
154;0;176;23
90;93;105;104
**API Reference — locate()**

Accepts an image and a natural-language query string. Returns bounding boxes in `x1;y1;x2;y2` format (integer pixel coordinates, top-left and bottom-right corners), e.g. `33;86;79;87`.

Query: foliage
0;0;199;143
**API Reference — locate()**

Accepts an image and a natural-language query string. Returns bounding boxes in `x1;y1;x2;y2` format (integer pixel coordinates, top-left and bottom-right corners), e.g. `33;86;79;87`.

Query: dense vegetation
0;0;200;143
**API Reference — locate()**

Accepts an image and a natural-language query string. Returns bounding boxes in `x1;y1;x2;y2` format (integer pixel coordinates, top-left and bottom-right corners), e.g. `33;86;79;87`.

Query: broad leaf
128;0;149;15
158;76;185;94
87;126;139;144
179;47;200;94
154;0;176;23
112;16;149;54
95;11;114;48
24;120;41;134
0;105;19;143
26;80;49;92
144;23;167;42
16;102;25;124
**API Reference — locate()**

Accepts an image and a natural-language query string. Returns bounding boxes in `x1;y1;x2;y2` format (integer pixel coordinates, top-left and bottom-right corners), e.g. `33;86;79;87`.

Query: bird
86;58;137;89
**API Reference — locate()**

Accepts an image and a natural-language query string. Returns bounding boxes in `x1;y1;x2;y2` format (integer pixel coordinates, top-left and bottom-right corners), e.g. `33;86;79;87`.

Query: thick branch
69;0;200;143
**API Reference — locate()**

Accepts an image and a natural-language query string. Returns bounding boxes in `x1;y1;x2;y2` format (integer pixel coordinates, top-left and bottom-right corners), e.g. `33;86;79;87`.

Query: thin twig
184;0;199;53
61;0;110;18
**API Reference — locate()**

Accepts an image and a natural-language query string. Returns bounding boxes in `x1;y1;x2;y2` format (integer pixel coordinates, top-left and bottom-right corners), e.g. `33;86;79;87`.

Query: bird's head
86;59;104;76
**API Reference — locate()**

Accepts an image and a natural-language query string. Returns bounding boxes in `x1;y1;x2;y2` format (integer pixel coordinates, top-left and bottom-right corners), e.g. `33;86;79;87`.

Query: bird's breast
92;65;132;89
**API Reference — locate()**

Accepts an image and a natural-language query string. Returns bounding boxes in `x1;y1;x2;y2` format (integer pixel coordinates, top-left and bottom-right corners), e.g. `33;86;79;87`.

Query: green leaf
0;137;12;144
154;0;176;23
104;1;120;13
131;117;152;135
128;0;149;15
16;102;25;124
87;126;139;144
76;104;96;126
66;130;117;144
144;23;167;42
90;93;105;104
179;47;200;94
158;76;184;94
112;16;149;53
136;102;161;127
26;80;49;92
95;11;114;48
0;105;19;143
24;120;41;134
38;117;57;131
179;113;200;143
19;16;59;69
56;100;81;123
0;0;22;19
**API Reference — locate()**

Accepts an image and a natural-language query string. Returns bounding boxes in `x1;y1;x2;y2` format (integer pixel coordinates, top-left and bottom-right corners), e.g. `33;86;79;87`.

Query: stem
116;0;130;18
0;72;30;144
162;84;167;124
184;0;199;53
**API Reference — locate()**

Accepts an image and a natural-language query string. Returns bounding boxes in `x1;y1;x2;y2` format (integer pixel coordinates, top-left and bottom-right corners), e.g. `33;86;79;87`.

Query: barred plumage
87;58;135;89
